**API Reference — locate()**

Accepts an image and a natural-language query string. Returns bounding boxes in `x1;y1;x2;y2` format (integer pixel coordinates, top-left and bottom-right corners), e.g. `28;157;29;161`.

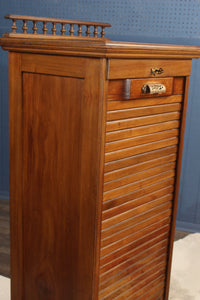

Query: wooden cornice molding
1;14;200;59
1;37;200;59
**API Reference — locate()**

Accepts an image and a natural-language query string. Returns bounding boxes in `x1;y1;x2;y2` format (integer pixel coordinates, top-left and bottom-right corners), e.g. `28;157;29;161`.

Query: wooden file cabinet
1;15;200;300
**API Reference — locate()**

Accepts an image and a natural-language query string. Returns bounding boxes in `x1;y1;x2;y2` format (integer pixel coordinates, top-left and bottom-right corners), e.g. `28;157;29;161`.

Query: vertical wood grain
9;54;106;300
164;76;190;300
75;58;107;300
22;74;84;300
92;58;108;300
9;52;23;300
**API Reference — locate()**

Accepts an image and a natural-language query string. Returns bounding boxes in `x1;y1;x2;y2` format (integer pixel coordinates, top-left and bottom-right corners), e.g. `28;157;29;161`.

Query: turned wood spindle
69;24;74;36
5;15;111;39
101;26;105;38
43;21;48;35
11;19;17;34
61;23;66;36
52;22;57;36
32;21;38;34
22;20;28;34
78;24;82;37
86;25;90;37
94;25;98;38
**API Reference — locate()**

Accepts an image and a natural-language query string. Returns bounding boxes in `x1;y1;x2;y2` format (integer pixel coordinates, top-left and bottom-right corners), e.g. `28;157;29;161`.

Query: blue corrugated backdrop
1;0;200;231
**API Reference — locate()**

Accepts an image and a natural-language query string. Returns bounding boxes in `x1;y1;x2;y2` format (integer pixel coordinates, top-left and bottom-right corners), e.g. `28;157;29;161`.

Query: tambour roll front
1;14;200;300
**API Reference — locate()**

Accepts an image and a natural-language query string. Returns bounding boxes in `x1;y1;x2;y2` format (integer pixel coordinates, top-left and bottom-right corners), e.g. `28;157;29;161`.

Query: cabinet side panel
9;52;23;300
9;54;105;300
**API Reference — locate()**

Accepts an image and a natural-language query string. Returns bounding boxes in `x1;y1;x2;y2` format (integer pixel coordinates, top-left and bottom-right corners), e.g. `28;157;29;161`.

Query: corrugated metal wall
0;0;200;230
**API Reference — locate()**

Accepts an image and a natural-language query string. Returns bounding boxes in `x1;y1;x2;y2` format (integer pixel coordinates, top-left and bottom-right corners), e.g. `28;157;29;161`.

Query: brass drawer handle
142;83;166;94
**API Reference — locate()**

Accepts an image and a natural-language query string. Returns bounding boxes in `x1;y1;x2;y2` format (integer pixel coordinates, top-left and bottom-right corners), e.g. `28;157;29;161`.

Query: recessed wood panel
21;65;105;300
22;73;84;299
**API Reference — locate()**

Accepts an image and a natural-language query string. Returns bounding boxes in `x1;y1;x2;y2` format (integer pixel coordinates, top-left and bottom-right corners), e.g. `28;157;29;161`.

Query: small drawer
108;77;185;101
108;59;192;79
131;77;173;99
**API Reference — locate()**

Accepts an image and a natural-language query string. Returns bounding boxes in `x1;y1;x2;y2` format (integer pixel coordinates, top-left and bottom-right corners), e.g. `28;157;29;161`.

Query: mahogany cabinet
1;15;200;300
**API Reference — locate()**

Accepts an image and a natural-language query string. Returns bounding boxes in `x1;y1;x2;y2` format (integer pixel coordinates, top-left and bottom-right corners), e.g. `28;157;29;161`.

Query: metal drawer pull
142;83;166;94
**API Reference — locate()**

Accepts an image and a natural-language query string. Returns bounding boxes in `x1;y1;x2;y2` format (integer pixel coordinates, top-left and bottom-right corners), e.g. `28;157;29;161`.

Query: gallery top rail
4;14;112;40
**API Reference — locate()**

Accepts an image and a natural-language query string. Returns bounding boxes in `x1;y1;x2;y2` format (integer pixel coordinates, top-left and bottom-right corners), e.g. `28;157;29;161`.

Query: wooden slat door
99;78;186;299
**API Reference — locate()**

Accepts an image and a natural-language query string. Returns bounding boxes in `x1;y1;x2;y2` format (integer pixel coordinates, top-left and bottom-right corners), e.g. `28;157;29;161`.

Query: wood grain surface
1;38;200;59
9;53;106;300
99;76;186;299
1;32;196;299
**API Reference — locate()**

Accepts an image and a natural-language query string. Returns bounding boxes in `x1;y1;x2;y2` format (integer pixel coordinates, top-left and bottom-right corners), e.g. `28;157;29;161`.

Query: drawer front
131;77;173;99
108;76;185;101
108;59;192;79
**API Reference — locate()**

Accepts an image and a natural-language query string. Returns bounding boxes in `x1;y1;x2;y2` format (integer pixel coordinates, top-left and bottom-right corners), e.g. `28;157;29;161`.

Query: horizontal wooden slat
104;161;176;192
104;145;178;172
104;153;177;183
101;204;172;250
106;120;180;142
100;229;169;275
100;248;167;293
100;263;166;300
100;221;170;267
101;264;165;300
99;246;167;297
105;137;179;163
103;169;175;202
103;177;174;214
101;198;172;247
102;184;174;223
108;59;191;79
106;111;181;132
100;206;172;257
107;103;181;121
104;163;175;199
102;203;172;242
107;94;183;109
106;128;179;153
120;272;165;300
137;282;164;300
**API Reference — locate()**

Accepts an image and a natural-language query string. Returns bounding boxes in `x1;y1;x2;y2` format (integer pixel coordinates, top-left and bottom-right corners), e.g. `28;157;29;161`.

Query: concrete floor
169;233;200;300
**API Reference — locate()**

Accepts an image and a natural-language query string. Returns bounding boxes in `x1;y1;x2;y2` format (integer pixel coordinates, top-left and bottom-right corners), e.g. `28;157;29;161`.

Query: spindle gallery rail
4;15;111;40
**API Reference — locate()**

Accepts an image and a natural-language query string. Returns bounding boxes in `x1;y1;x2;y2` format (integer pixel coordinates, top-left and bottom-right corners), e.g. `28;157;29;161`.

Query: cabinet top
1;14;200;59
